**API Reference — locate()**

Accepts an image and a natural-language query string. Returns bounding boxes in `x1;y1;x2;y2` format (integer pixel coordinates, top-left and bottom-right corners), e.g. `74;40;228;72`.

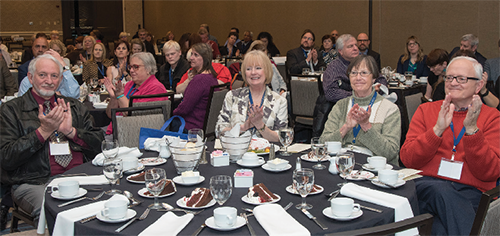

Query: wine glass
279;127;294;156
311;137;327;170
145;168;167;209
103;158;123;195
188;128;204;143
336;151;355;187
293;168;314;210
210;175;232;205
101;140;119;159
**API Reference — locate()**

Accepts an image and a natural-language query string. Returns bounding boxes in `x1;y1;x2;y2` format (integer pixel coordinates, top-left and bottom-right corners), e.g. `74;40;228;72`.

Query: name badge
50;141;71;155
437;157;463;180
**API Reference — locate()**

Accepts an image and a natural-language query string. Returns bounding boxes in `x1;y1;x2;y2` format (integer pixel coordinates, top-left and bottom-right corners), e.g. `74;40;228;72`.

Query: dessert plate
139;158;167;166
236;159;265;167
285;185;324;195
96;209;136;223
362;164;393;172
241;193;281;205
322;207;363;221
126;172;145;184
176;198;216;209
340;170;375;181
51;188;87;200
261;163;292;172
300;153;333;162
172;176;205;186
205;216;246;231
137;187;176;198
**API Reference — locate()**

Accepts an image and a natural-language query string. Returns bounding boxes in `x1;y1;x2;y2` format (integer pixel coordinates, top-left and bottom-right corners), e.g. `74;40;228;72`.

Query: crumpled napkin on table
139;211;194;236
92;147;142;166
253;203;310;236
144;135;181;152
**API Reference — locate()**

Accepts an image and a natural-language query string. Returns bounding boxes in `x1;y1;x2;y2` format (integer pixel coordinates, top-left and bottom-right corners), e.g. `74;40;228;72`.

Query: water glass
101;140;119;159
103;158;123;195
188;128;204;143
279;127;294;156
293;168;314;209
311;137;327;170
336;151;355;187
210;175;232;206
145;168;167;209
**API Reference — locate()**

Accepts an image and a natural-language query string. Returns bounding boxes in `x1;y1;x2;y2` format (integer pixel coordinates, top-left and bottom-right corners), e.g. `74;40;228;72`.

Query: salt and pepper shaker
296;156;302;170
269;145;275;160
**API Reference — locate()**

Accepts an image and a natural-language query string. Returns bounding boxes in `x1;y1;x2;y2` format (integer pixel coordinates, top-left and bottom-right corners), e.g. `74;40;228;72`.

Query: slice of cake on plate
144;179;176;196
182;188;213;207
129;171;145;181
247;183;278;203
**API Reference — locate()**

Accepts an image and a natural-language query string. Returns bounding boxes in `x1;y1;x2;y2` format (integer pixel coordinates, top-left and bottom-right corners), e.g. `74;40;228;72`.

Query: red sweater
400;100;500;192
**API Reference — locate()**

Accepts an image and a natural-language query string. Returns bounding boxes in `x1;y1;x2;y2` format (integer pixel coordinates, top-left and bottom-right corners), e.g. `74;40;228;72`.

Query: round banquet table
44;143;419;235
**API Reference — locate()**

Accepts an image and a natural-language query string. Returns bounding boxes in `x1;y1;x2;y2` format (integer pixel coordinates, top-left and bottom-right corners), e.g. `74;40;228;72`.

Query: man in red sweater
400;56;500;235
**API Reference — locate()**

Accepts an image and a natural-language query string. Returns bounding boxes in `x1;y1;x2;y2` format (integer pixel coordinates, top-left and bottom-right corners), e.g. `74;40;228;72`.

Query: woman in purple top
173;43;219;132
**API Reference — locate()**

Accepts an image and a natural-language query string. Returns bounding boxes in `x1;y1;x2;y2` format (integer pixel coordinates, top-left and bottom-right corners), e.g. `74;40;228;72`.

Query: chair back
405;93;422;122
290;75;321;126
203;83;230;140
111;105;168;147
225;57;243;69
330;213;434;236
470;185;500;235
129;92;174;117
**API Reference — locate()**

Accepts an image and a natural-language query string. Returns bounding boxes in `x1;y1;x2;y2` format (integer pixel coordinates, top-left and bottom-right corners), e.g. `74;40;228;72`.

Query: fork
58;191;105;207
115;207;151;232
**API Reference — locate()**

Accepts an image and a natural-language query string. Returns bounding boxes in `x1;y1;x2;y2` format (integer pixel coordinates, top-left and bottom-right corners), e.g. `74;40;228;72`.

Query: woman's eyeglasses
349;71;371;77
127;64;144;70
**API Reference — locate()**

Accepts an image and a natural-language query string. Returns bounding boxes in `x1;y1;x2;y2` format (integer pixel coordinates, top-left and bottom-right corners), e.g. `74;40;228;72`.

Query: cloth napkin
52;194;129;236
93;102;108;109
139;212;194;236
144;135;180;152
253;203;310;236
286;143;310;153
92;147;142;166
340;183;418;236
374;83;398;103
48;175;110;187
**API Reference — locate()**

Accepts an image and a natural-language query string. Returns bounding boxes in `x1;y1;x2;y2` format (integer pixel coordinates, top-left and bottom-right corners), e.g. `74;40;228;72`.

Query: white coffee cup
241;152;261;165
326;141;341;154
420;76;428;83
331;197;360;217
367;156;386;170
51;180;79;198
213;207;237;228
121;156;138;171
101;200;128;220
378;169;399;185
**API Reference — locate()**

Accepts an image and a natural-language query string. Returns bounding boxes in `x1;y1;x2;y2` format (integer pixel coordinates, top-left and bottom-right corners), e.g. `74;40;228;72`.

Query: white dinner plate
261;163;292;172
96;209;136;223
241;193;281;205
371;177;406;188
137;187;176;198
248;144;280;156
323;207;363;221
236;159;265;168
300;153;333;163
285;185;324;195
51;188;87;200
126;172;145;184
176;197;216;209
172;176;205;186
205;216;246;231
362;164;393;172
340;170;375;181
123;163;144;174
138;158;167;166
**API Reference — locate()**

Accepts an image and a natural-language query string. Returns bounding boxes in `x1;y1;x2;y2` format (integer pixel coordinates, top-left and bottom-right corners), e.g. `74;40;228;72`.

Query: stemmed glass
279;127;294;156
293;168;314;210
188;128;207;164
210;175;232;206
145;168;167;209
336;151;355;187
311;137;327;170
101;140;119;159
103;158;123;195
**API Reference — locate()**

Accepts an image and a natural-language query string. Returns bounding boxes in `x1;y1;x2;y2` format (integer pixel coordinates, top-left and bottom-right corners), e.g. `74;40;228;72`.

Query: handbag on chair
139;115;188;149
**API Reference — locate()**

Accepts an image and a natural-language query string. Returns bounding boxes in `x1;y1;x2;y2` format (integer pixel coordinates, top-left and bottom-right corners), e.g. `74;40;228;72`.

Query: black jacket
0;90;104;185
157;56;190;92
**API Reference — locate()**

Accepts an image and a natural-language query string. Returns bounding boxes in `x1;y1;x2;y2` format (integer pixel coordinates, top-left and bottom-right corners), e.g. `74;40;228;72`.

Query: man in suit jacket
357;33;381;71
449;34;487;66
139;29;156;57
484;39;500;83
286;29;326;75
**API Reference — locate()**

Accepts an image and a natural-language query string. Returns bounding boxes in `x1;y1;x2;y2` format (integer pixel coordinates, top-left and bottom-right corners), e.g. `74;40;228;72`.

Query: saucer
362;164;393;172
176;198;216;209
261;163;292;172
285;185;323;195
340;170;375;181
51;188;87;200
96;209;136;223
138;158;167;166
323;207;363;221
371;177;406;188
205;216;246;231
138;187;176;198
241;194;281;205
123;163;144;174
126;172;145;184
300;153;333;162
236;159;265;167
172;176;205;186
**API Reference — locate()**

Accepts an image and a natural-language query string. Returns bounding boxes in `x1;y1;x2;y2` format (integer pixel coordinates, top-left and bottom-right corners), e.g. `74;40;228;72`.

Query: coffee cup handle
366;157;371;163
353;203;361;212
51;186;59;193
227;215;235;226
101;208;109;218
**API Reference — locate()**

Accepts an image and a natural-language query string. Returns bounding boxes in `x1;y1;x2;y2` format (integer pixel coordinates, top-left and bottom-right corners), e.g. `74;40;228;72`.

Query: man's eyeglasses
444;75;479;84
302;36;313;42
127;64;144;70
349;71;371;77
358;39;369;42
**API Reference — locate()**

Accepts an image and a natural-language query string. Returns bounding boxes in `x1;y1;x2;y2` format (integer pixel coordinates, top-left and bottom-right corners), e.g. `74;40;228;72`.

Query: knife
191;223;206;236
360;205;383;213
301;208;328;230
79;215;97;223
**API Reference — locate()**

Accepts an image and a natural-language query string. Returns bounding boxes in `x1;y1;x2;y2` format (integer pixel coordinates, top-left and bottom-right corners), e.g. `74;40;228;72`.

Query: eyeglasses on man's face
444;75;479;84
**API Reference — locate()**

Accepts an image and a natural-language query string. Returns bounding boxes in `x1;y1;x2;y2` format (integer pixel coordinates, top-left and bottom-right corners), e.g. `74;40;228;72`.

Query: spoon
123;190;142;206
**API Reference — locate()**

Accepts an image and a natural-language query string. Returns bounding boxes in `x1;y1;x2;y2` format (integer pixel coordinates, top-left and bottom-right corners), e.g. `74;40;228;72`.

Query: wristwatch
258;124;266;133
63;65;70;71
480;89;489;98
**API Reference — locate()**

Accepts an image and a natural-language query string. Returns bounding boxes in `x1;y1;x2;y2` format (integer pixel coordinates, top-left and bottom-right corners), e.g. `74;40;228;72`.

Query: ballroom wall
0;0;63;34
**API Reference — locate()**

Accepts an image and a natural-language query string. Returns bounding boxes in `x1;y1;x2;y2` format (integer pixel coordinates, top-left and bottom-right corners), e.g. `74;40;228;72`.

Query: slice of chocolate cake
144;179;176;196
247;183;278;203
129;172;145;181
182;188;213;207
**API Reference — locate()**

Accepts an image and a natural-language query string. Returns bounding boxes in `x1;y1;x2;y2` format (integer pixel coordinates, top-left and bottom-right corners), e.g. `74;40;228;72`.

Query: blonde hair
241;50;273;85
401;36;424;64
83;36;96;50
89;42;106;62
49;39;66;56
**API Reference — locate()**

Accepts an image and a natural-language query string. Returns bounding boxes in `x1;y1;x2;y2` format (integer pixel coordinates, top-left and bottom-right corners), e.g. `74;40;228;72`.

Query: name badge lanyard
169;67;173;90
126;84;138;99
450;121;466;161
117;61;127;81
97;63;106;79
351;92;377;144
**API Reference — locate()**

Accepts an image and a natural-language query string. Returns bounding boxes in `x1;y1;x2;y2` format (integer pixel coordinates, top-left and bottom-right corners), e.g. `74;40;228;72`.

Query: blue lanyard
351;92;377;144
97;63;106;78
249;89;266;108
450;121;466;160
117;61;127;80
301;48;309;59
168;67;173;89
126;84;138;99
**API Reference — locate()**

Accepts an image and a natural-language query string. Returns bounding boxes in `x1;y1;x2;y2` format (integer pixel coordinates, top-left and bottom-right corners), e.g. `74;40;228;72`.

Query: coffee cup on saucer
51;180;79;198
378;169;399;185
241;152;261;165
366;156;386;170
331;197;360;217
101;200;128;220
121;156;138;171
181;171;200;183
326;141;341;154
213;207;237;228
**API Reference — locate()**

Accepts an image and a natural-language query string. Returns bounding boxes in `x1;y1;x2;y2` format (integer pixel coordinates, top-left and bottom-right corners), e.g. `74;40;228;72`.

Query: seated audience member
0;56;18;98
130;38;146;55
66;36;85;65
216;50;288;142
331;30;340;49
119;32;129;42
400;56;500;235
0;54;104;227
173;43;219;132
320;55;400;164
166;31;175;41
90;29;103;43
248;40;287;94
424;49;449;102
106;40;130;84
449;34;487;66
49;30;60;41
18;34;49;84
223;27;241;47
239;31;253;55
396;35;430;78
20;34;40;65
286;29;326;75
0;37;11;64
319;34;338;66
200;24;218;46
323;34;387;103
146;33;160;55
178;33;191;57
257;32;280;57
357;33;380;70
484;39;500;83
82;42;113;85
220;32;240;57
199;28;220;59
79;36;96;63
157;40;190;92
138;29;155;56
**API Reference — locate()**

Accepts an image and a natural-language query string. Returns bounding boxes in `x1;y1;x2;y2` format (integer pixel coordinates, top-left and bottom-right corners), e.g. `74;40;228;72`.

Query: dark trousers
415;176;482;235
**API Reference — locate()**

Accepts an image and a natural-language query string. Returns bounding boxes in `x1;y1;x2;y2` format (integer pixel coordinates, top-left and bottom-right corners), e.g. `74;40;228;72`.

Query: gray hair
336;34;355;51
448;56;483;80
162;40;181;53
244;31;253;37
461;34;479;47
130;52;157;75
28;54;63;78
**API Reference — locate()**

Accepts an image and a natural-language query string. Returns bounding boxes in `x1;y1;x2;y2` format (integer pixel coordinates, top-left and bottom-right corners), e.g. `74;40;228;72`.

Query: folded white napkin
93;102;108;109
48;175;110;187
214;139;223;149
139;212;194;236
254;203;310;236
144;136;180;152
92;147;142;166
52;194;129;236
374;83;398;103
286;143;310;153
340;183;418;236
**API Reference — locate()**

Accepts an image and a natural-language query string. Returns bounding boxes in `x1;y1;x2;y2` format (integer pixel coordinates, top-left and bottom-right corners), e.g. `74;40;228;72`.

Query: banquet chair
10;202;35;233
112;105;168;148
332;213;434;236
469;185;500;235
203;83;230;140
128;92;174;117
290;76;321;141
